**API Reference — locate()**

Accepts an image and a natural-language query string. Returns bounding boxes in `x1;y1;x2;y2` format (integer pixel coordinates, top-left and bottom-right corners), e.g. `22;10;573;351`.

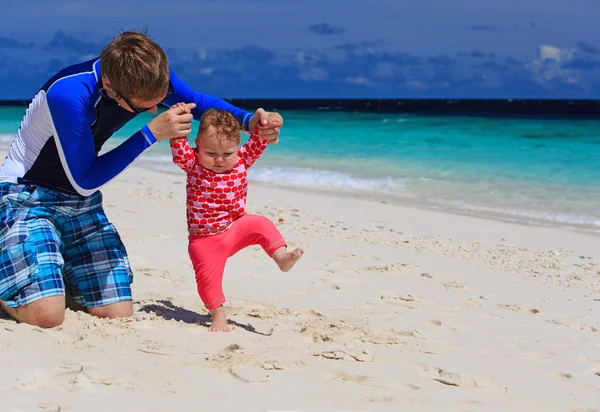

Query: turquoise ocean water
1;105;599;232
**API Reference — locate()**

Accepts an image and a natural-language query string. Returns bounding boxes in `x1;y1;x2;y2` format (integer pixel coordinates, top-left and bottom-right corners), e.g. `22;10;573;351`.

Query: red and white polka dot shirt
170;130;268;236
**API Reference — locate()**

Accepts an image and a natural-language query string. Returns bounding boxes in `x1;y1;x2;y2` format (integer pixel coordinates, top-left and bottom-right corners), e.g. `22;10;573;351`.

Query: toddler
170;107;303;332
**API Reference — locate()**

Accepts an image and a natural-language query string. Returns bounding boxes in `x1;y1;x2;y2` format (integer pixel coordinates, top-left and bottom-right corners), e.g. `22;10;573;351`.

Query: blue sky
1;0;599;99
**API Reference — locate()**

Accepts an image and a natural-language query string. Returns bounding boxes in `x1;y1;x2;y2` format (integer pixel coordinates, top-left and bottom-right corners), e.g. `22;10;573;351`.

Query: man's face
119;95;163;114
103;77;167;114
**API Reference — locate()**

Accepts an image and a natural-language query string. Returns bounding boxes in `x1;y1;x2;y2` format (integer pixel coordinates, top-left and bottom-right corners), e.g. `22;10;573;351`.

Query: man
0;30;283;328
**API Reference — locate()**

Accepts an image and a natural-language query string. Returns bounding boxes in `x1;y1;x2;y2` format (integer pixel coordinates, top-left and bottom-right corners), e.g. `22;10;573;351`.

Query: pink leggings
188;214;287;310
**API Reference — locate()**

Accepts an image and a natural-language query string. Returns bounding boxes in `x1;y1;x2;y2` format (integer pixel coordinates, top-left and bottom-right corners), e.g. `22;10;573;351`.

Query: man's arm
46;79;157;197
170;137;196;173
163;70;252;132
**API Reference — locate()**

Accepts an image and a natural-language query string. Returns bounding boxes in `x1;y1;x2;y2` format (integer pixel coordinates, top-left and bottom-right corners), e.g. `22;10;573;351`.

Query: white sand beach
1;150;599;412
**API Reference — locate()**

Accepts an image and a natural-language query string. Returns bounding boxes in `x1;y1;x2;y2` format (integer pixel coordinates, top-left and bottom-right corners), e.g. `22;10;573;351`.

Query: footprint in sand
37;403;64;411
302;310;325;319
420;364;507;393
379;294;426;310
394;382;420;391
230;365;269;383
421;365;477;388
314;349;374;362
497;304;540;314
517;349;556;364
13;369;74;392
362;329;425;344
136;267;172;280
313;279;341;290
546;319;598;333
366;396;394;404
441;281;470;292
382;293;425;303
553;373;573;379
299;320;364;345
228;301;296;320
360;262;419;275
458;297;484;307
137;339;175;356
338;253;381;262
14;363;124;393
331;371;369;383
578;323;598;333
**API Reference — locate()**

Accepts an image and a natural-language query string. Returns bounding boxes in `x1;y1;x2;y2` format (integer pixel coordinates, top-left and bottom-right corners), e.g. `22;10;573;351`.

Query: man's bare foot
272;247;304;272
209;306;231;332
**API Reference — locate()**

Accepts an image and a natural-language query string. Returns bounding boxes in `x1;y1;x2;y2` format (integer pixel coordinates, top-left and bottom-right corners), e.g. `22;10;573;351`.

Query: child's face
195;133;239;173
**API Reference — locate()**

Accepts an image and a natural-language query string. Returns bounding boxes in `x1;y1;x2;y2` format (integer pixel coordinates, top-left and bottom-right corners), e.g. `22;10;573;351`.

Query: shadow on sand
137;300;272;336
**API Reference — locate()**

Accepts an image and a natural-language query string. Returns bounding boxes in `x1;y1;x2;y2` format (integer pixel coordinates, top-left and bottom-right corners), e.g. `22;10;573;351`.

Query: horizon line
2;98;600;102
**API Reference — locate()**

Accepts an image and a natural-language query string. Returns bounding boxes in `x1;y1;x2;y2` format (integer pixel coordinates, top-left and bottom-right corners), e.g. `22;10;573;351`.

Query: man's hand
147;102;196;141
248;108;283;144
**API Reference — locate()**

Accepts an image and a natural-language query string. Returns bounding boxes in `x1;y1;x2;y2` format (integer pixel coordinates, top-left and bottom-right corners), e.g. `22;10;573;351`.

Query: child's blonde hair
197;109;241;144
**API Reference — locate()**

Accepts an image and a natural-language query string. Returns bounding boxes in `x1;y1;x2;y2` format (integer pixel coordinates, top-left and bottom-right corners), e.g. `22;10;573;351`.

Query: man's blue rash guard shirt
0;58;252;197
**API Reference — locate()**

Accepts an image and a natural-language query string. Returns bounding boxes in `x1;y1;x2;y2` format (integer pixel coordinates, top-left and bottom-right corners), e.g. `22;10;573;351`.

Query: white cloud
539;44;579;63
526;44;577;84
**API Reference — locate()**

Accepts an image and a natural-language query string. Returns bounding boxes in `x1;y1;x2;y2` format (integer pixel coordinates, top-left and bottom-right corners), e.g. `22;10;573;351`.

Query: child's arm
170;137;196;173
239;128;269;169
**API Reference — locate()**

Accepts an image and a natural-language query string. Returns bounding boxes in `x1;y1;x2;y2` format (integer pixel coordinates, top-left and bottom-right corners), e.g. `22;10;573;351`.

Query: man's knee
3;296;66;328
29;309;65;328
87;301;133;319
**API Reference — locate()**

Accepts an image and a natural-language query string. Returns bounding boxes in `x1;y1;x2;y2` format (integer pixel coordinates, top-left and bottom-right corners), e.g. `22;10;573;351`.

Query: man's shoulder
41;58;100;95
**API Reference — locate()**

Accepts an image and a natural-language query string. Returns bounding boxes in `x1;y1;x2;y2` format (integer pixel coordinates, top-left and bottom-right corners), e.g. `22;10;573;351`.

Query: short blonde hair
197;109;241;144
100;29;170;101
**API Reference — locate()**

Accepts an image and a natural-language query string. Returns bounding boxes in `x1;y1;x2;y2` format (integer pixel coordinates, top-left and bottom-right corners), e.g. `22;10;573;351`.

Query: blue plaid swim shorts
0;182;133;308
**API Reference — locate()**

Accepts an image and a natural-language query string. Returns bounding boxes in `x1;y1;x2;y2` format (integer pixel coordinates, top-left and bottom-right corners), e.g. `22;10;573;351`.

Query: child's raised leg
227;214;304;271
272;246;304;272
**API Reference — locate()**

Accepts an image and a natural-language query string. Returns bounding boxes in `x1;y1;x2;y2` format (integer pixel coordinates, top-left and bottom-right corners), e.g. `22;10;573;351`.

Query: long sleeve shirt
170;131;268;235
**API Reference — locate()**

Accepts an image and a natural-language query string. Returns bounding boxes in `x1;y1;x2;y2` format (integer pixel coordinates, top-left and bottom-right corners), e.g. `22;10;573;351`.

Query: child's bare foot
209;306;231;332
273;247;304;272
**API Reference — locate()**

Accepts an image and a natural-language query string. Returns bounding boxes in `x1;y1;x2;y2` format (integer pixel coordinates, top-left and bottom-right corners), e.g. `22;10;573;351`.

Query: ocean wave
459;202;600;229
136;152;410;192
0;142;414;196
248;165;407;192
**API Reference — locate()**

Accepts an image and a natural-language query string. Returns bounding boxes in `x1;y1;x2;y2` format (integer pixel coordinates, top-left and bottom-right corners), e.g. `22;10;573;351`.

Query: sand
1;150;599;412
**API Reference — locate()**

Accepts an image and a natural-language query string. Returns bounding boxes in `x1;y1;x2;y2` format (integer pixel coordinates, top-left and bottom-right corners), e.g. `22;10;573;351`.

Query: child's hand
249;108;282;144
147;102;195;142
263;113;281;145
171;102;191;114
